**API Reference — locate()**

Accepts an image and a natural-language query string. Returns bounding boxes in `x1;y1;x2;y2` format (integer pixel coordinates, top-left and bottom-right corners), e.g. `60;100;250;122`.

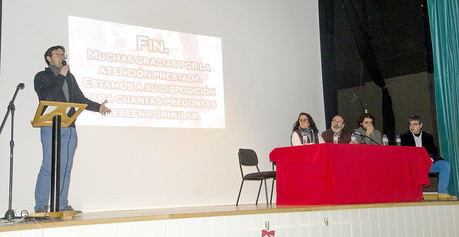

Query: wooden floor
0;200;458;232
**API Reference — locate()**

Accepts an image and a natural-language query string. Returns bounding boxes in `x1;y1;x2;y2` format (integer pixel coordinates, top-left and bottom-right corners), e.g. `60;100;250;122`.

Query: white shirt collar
411;131;423;147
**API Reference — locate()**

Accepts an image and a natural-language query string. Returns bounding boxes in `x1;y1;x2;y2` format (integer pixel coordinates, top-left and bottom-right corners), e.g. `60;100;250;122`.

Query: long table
269;143;432;205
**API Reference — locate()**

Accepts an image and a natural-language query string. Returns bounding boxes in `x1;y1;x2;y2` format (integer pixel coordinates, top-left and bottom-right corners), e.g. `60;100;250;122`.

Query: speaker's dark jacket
34;67;101;127
400;130;442;162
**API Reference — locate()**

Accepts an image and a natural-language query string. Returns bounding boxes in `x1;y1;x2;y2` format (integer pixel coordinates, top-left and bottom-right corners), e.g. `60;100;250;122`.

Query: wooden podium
31;101;87;218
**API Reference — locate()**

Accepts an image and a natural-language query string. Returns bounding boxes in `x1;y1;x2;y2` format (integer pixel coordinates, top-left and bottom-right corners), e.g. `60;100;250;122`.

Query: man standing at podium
33;45;112;213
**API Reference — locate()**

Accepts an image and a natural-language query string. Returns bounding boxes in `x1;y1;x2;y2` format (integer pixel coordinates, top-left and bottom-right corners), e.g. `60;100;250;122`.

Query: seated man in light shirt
400;115;456;200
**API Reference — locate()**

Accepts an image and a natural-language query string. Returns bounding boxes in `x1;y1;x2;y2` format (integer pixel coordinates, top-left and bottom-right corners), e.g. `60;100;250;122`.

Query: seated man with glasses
321;115;351;143
400;115;456;200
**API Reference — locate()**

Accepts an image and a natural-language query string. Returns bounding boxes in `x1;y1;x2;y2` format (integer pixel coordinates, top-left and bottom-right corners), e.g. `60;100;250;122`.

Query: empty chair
236;148;276;206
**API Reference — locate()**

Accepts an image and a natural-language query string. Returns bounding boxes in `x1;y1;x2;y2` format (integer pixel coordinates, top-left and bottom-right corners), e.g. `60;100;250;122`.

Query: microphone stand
0;83;25;221
353;132;381;145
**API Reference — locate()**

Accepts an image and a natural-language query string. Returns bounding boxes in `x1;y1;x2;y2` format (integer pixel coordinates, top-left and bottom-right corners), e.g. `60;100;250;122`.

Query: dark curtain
421;0;434;73
342;0;396;142
319;0;338;129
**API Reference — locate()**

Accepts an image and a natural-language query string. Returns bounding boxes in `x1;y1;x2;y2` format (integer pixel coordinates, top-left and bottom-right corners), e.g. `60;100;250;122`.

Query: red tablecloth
269;143;432;205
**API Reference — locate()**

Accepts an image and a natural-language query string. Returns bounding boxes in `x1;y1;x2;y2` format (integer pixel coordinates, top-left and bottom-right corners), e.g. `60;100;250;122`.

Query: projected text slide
68;16;225;128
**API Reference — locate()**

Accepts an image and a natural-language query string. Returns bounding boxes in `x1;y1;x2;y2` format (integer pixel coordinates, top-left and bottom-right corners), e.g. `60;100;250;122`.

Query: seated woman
291;112;319;146
352;113;382;145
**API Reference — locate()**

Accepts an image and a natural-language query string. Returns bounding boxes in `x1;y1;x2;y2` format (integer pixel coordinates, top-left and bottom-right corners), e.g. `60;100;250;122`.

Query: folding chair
236;148;276;205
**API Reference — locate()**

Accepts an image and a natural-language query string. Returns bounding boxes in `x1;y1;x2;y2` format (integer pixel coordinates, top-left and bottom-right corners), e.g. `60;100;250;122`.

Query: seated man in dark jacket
400;115;456;200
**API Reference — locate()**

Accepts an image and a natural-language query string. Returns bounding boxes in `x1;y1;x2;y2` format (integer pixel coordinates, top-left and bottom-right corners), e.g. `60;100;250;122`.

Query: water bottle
396;134;401;146
333;134;339;144
303;135;309;145
382;134;389;145
351;133;357;144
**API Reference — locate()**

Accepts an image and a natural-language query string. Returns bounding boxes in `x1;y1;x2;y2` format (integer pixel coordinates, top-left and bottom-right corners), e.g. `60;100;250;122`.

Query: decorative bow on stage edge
261;221;275;237
261;230;275;237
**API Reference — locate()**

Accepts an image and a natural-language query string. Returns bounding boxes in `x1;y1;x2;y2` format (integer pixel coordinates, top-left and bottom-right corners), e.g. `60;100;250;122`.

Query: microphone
353;132;381;145
17;83;25;90
62;60;67;66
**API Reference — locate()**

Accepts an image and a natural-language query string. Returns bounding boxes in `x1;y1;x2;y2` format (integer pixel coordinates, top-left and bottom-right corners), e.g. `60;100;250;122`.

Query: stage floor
1;200;458;233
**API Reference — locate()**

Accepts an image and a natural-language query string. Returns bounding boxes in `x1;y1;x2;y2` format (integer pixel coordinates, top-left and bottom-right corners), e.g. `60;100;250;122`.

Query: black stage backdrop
341;0;395;143
319;0;434;142
319;0;338;129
